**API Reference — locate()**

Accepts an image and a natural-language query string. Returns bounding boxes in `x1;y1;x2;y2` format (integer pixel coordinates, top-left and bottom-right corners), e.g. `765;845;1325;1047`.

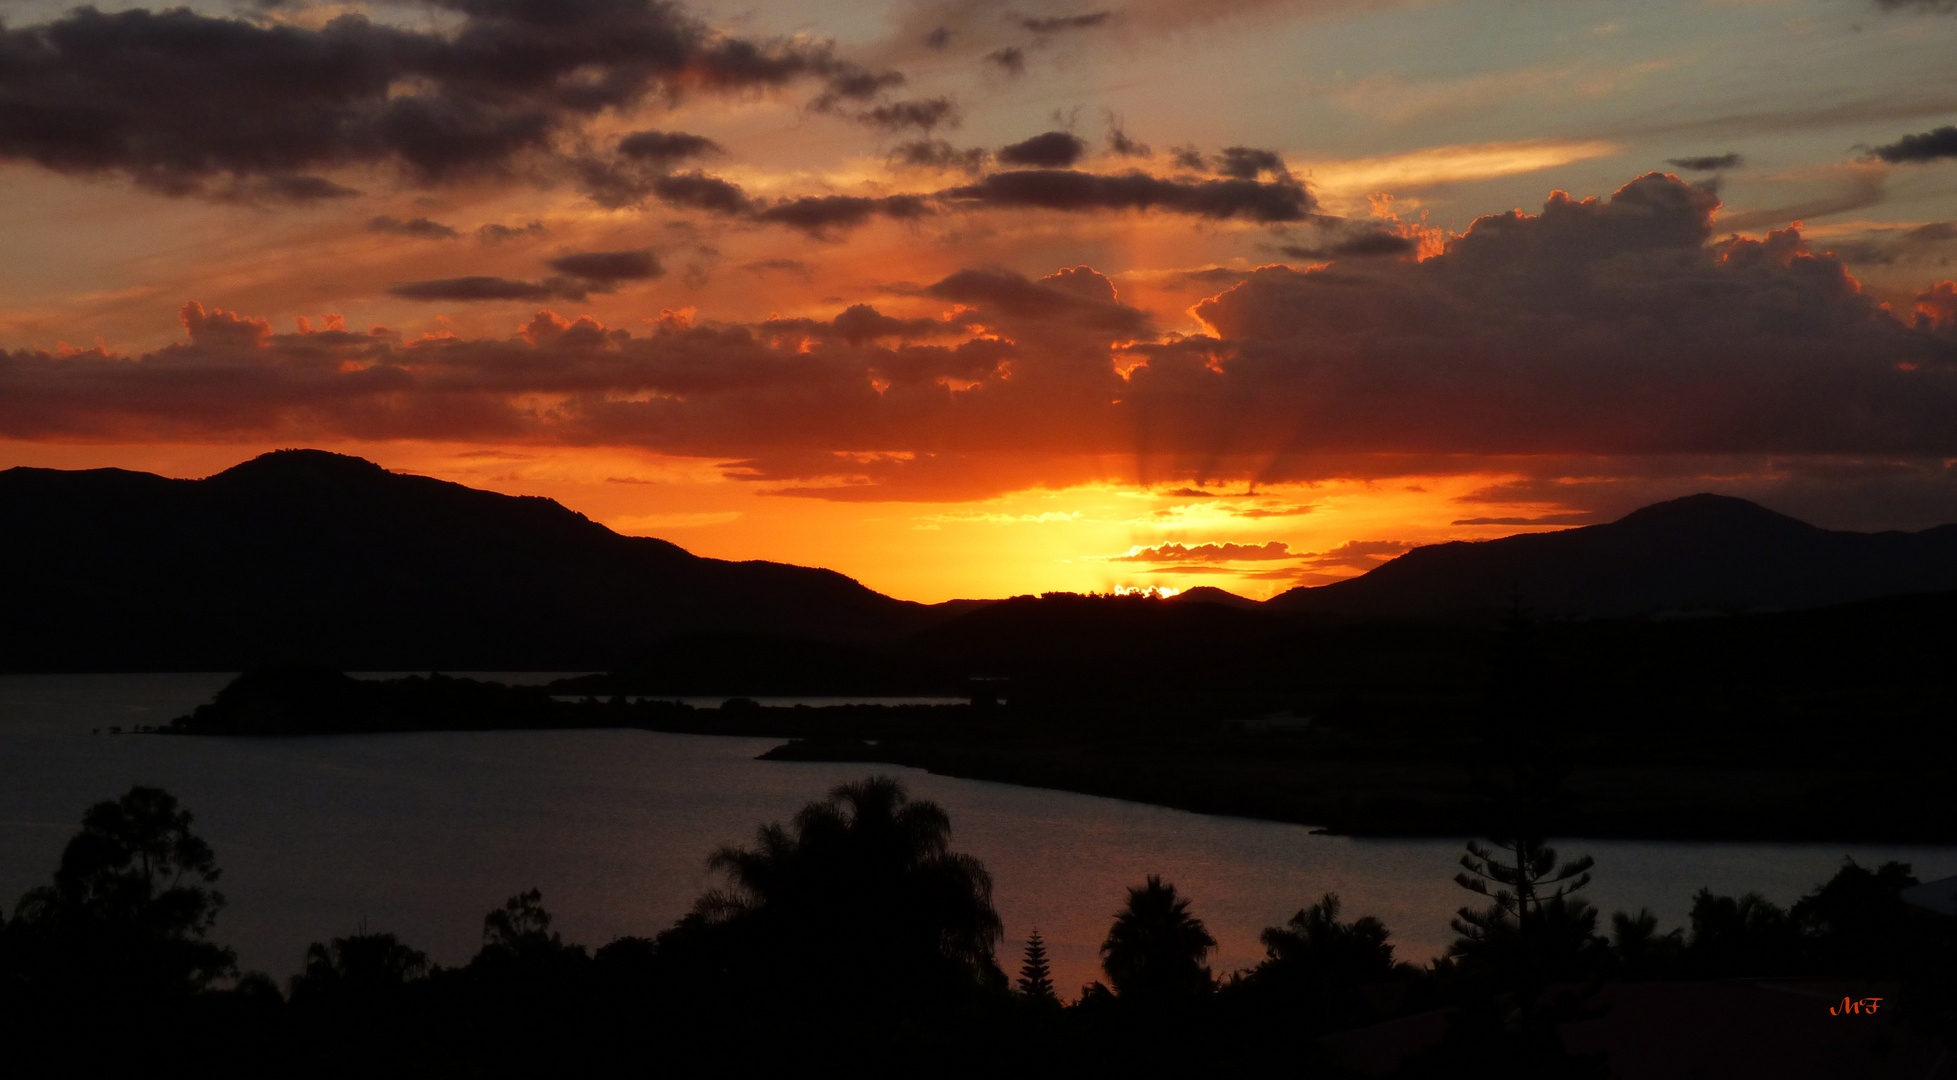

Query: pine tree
1016;928;1058;1003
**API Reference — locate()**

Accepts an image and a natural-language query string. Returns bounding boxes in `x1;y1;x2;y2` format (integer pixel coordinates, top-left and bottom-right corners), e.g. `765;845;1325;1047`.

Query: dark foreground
2;781;1953;1079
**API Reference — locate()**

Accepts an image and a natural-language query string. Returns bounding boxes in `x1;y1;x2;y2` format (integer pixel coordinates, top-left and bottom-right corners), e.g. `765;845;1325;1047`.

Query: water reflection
3;673;1952;997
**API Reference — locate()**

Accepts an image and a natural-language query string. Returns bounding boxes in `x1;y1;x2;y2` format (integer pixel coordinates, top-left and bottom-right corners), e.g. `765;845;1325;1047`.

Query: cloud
1214;147;1289;180
1107;122;1151;159
1021;12;1113;33
741;258;813;277
1666;153;1744;172
752;194;932;237
856;97;960;132
1811;220;1957;266
615;130;724;168
392;248;663;302
10;174;1957;508
1280;230;1415;260
649;172;754;215
1298;540;1417;570
939;169;1313;222
369;216;461;240
1870;125;1957;164
1109;540;1293;562
984;47;1025;74
1302;139;1621;197
997;132;1088;168
477;221;546;243
888;139;989;173
1716;170;1887;231
544;250;663;282
1872;0;1957;11
387;277;569;302
0;1;858;197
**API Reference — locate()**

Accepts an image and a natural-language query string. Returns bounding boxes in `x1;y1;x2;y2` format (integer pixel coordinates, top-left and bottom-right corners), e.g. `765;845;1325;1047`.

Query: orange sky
4;0;1957;602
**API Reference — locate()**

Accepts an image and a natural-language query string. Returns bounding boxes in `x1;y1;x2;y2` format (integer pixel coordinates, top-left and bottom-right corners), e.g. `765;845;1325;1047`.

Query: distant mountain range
5;451;1956;672
0;450;935;671
1265;493;1957;619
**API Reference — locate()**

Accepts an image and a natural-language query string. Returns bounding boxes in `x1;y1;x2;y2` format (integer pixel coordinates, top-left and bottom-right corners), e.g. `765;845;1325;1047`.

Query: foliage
1100;875;1216;1005
7;785;235;995
288;931;429;1003
680;776;1004;1003
1017;928;1058;1003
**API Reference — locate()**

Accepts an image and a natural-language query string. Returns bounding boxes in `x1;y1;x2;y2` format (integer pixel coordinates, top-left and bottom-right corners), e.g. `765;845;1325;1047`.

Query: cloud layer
0;0;894;197
4;174;1955;501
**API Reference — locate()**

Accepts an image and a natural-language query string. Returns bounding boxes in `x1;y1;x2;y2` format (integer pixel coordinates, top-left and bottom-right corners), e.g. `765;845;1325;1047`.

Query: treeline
2;781;1952;1078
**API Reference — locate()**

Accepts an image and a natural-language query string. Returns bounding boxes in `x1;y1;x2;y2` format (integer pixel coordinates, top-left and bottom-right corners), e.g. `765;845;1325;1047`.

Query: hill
1267;494;1957;620
0;450;936;671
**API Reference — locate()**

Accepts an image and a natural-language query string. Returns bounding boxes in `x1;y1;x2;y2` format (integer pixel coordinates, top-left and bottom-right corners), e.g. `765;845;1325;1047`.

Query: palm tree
1100;875;1216;1004
690;776;1003;992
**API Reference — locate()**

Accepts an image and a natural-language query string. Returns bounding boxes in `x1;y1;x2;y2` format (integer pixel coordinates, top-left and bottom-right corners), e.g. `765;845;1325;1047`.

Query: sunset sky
4;0;1957;602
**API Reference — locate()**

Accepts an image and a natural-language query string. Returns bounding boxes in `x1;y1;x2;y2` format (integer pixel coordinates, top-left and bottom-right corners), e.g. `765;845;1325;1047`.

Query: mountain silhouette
1266;493;1957;619
0;450;935;671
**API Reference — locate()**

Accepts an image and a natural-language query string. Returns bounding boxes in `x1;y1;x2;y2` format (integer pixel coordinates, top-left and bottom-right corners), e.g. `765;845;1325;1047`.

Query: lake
4;673;1952;997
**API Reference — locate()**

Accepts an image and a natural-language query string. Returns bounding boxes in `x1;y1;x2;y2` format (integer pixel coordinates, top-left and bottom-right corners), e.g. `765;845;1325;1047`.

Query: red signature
1830;996;1884;1015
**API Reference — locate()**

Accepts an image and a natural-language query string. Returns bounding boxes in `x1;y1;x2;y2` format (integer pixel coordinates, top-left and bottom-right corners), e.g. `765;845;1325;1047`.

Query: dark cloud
477;220;546;243
387;276;566;302
985;47;1026;75
922;266;1147;334
1873;0;1957;10
1107;122;1150;158
1870;125;1957;163
369;215;461;240
888;139;989;173
856;97;960;132
1170;147;1207;171
0;1;862;198
545;249;662;282
1214;146;1289;180
761;304;969;344
615;130;723;168
817;67;908;101
939;169;1313;222
924;26;952;49
752;194;932;237
1021;12;1112;32
393;247;662;302
1280;231;1414;260
1666;152;1744;171
649;171;754;215
1110;541;1293;562
996;131;1087;168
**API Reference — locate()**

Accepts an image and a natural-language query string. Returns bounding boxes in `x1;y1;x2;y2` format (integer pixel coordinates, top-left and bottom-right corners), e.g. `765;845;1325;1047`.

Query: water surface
4;673;1951;997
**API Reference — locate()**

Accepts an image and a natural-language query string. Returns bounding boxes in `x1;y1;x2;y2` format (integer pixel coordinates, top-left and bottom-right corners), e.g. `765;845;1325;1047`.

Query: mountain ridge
0;449;935;671
1266;492;1957;619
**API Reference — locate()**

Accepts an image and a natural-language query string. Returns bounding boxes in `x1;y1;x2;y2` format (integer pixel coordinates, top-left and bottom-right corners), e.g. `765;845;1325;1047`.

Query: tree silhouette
289;931;429;1003
1017;928;1058;1003
1607;907;1683;978
686;776;1004;998
1450;836;1600;984
1100;875;1216;1004
9;785;235;993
